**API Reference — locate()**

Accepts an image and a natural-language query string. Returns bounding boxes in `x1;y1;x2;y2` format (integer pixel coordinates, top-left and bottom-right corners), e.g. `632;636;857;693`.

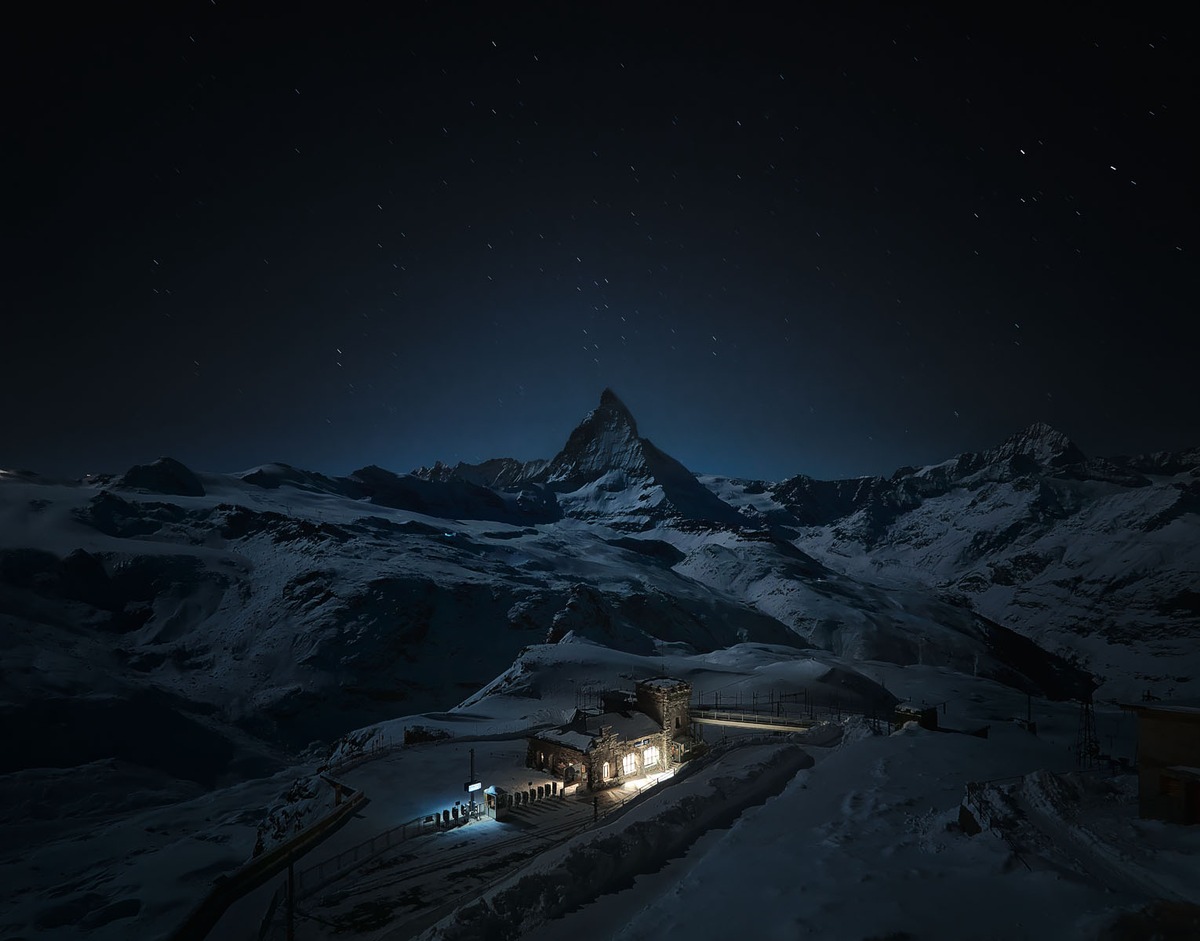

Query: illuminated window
643;745;660;768
622;753;637;776
602;761;611;780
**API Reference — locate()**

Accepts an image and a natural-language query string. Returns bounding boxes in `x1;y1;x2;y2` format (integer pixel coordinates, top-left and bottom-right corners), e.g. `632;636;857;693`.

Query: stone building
635;677;694;761
527;677;697;790
1123;701;1200;825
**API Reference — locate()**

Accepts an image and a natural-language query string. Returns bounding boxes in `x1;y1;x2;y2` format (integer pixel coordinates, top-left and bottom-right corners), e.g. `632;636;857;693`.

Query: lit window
622;753;637;776
643;745;660;768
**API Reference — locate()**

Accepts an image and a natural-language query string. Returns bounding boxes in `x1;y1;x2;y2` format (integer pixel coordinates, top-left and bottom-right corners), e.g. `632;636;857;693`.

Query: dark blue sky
8;5;1195;481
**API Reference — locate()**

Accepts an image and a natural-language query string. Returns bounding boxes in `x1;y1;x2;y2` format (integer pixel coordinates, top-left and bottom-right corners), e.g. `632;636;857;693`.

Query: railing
277;735;805;939
166;780;364;941
690;708;823;731
594;768;677;822
692;686;893;725
390;766;689;938
320;734;398;777
294;777;572;902
295;813;444;898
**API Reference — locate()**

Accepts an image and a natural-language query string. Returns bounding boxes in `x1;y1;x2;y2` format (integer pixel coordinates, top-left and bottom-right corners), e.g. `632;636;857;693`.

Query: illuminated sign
464;781;483;792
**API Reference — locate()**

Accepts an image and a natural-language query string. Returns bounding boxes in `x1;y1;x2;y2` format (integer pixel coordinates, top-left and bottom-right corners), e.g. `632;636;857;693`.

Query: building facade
1123;702;1200;825
527;677;696;790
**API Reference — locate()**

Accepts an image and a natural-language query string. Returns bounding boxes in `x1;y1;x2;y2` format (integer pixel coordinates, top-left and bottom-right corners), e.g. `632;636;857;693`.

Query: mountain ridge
0;390;1194;941
2;391;1195;737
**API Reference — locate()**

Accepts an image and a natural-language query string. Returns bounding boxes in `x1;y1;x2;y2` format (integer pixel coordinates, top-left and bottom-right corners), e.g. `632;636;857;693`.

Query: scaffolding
1075;698;1100;769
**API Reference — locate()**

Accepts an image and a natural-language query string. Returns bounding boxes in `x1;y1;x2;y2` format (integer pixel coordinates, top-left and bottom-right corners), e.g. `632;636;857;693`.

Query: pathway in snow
419;741;814;941
292;785;623;939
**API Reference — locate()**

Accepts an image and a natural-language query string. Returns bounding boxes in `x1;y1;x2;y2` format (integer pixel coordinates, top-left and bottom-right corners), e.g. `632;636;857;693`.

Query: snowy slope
704;424;1200;699
416;663;1199;941
5;402;1172;787
0;451;1090;790
0;468;797;767
2;396;1196;940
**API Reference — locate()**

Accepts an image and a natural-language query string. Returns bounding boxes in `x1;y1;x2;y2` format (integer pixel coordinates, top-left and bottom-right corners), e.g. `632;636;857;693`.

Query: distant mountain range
1;390;1196;789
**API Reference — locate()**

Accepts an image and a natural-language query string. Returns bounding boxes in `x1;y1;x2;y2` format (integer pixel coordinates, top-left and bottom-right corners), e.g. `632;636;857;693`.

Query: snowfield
422;741;814;941
1;393;1197;939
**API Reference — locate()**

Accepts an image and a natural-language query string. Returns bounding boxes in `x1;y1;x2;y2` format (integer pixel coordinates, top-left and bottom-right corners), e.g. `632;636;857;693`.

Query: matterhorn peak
528;390;745;528
597;387;639;436
539;389;645;488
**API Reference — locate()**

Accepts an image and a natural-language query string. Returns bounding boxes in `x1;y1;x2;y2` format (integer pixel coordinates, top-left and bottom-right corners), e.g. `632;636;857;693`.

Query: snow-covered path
521;722;1143;941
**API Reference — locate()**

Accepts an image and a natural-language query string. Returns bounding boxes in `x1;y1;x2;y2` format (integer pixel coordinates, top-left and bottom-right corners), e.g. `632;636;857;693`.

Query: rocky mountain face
0;455;810;785
2;395;1193;941
752;423;1149;538
539;387;649;487
416;388;744;529
1;392;1194;795
707;423;1200;692
415;456;548;491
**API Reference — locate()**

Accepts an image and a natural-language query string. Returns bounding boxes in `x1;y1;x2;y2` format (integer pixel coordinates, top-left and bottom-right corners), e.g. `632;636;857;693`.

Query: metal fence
295;813;440;898
690;708;822;731
262;734;815;939
320;734;399;777
695;688;876;721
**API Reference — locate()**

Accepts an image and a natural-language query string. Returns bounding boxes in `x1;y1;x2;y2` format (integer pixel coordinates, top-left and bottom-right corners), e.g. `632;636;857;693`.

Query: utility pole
1076;698;1100;770
469;748;476;818
286;852;295;941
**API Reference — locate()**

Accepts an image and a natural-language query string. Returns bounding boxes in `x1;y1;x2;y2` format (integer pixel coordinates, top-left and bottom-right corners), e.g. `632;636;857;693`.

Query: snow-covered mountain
5;395;1194;785
2;391;1197;940
418;388;745;529
702;422;1199;696
412;402;1197;699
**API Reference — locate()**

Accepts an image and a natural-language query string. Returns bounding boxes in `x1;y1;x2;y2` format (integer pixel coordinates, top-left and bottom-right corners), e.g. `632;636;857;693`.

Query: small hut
1121;701;1200;825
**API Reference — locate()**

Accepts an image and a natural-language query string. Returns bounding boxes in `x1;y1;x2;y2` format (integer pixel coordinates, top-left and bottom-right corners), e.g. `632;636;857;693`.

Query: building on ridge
527;677;699;790
1121;700;1200;825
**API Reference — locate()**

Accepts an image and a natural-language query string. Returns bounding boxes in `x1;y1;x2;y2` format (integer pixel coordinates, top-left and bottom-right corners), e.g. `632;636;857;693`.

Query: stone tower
635;678;692;736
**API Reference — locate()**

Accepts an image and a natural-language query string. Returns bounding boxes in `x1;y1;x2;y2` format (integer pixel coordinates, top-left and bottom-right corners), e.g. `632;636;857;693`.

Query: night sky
8;5;1195;482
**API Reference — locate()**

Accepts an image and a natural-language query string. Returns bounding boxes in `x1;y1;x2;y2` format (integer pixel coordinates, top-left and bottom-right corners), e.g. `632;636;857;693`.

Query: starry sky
8;4;1195;482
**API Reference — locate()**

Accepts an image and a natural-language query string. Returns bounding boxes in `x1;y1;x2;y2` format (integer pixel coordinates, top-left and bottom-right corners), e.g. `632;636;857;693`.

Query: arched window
602;761;611;780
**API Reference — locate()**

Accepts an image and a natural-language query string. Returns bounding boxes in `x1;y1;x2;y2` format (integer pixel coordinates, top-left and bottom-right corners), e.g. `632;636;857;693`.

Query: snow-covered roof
1122;701;1200;720
534;728;594;753
533;709;663;753
584;711;662;742
638;677;689;691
